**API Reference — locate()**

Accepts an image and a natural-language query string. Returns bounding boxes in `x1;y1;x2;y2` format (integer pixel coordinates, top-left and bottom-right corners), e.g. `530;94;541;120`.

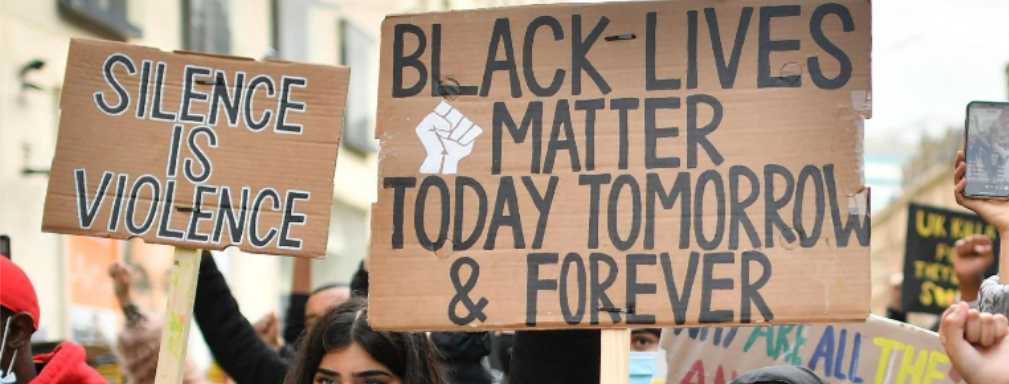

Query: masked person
1;257;105;383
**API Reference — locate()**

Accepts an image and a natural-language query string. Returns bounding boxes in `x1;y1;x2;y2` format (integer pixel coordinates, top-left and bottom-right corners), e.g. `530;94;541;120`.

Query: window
183;0;231;54
58;0;142;40
340;20;377;153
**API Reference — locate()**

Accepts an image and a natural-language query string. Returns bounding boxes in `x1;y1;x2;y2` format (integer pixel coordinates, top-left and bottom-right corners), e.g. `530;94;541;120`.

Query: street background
1;0;1007;375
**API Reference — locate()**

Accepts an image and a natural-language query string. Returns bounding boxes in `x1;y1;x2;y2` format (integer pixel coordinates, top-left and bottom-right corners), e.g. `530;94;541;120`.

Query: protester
942;149;1009;383
349;260;498;384
630;329;661;352
194;253;348;383
109;262;203;384
285;297;444;384
0;257;105;383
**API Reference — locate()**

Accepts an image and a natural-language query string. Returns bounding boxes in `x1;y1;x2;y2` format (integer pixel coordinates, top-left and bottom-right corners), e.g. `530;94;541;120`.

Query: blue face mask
629;351;660;384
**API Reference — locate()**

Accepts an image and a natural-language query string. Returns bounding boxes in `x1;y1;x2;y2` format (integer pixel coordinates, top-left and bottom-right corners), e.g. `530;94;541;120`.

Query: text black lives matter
382;3;869;327
74;52;314;251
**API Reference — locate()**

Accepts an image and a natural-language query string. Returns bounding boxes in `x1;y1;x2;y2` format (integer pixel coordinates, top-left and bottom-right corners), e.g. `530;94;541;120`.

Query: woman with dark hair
287;297;445;384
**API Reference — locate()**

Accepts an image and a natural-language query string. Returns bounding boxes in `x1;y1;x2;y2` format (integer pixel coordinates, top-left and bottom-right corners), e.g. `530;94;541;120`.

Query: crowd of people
2;148;1009;383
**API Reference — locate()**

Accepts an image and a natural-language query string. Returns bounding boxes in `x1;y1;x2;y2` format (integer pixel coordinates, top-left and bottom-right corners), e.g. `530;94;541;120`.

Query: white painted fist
416;101;483;174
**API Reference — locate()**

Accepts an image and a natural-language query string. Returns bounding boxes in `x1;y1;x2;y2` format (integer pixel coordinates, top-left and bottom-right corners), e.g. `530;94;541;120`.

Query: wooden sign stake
154;248;202;384
600;328;631;384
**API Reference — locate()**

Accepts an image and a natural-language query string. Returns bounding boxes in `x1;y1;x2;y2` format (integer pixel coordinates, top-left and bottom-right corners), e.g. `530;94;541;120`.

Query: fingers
995;314;1009;340
966;309;982;344
940;302;968;351
981;312;996;347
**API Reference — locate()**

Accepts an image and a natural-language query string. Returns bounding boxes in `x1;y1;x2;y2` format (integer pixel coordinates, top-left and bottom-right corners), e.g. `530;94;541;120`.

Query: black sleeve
350;261;369;297
193;252;288;384
508;330;599;384
283;293;309;345
886;307;907;323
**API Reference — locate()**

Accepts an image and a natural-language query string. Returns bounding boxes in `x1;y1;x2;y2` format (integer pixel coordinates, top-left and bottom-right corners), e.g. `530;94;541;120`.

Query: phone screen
966;101;1009;197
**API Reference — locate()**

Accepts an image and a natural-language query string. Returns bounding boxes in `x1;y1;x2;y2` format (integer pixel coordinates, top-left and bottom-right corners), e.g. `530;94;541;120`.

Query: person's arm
350;260;369;297
283;258;311;345
193;252;287;383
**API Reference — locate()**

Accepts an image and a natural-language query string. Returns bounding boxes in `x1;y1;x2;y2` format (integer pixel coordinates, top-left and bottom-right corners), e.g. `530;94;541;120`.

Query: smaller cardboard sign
42;39;349;257
661;315;960;384
902;203;999;314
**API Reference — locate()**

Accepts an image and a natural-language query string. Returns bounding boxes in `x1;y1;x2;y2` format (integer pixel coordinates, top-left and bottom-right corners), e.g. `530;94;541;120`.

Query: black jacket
194;253;287;383
508;330;600;384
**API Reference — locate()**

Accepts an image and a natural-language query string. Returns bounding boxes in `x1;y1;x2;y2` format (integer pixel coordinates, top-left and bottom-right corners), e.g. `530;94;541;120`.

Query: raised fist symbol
416;101;483;174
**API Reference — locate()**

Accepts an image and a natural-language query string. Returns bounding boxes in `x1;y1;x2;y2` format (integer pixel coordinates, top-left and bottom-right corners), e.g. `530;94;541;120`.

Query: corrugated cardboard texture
371;0;872;330
661;315;958;383
42;39;349;258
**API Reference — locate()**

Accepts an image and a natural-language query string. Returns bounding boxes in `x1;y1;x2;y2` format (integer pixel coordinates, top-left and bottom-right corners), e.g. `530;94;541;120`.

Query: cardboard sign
902;203;999;314
370;0;871;330
42;39;349;257
661;315;959;384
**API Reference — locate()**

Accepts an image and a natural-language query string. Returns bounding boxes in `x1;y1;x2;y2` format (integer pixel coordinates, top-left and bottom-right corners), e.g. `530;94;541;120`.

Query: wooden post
154;248;202;384
1001;236;1009;284
600;328;631;384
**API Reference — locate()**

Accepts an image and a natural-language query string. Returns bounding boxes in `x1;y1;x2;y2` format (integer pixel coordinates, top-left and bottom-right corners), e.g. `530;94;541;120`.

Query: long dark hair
286;297;444;384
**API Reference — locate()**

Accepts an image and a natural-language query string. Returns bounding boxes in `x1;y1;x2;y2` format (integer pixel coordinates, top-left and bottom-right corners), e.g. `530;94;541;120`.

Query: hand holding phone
964;101;1009;197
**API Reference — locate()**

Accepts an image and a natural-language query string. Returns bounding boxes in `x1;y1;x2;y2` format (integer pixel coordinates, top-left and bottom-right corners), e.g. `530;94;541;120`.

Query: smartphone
965;101;1009;197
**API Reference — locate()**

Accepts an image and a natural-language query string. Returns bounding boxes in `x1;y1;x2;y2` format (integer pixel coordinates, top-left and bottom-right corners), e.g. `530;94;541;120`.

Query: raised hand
940;302;1009;384
414;101;483;174
954;235;995;301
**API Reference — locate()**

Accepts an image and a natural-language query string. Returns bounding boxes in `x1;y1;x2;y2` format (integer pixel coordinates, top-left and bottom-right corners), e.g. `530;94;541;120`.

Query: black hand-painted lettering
180;65;212;123
694;170;726;250
575;99;604;171
764;164;797;246
608;174;641;251
279;190;310;249
758;5;801;88
94;53;135;115
415;176;450;251
729;165;762;250
526;252;558;326
523;16;565;97
645;97;681;169
794;165;825;247
808;3;854;89
277;76;308;134
686;94;724;168
740;250;774;322
543;100;580;173
522;176;558;249
453;177;488;251
157;180;186;240
590;252;620;325
492;101;543;174
393;23;427;97
704;7;753;89
824;164;869;247
571;15;611;95
484;176;525;250
626;253;657;324
250;188;281;247
660;251;699;325
384;177;417;249
481;18;522;98
448;256;488;325
184;126;218;183
645;12;681;90
610;98;640;170
699;252;734;323
645;173;691;249
579;174;612;249
74;169;114;229
560;252;586;325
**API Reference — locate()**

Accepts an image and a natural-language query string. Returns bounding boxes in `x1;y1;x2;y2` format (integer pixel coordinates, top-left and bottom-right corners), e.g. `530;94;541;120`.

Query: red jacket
31;342;106;384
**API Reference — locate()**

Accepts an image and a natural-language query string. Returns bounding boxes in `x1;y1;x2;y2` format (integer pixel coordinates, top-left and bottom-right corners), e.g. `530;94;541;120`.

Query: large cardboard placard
661;315;960;383
42;39;349;257
902;203;999;314
371;0;871;330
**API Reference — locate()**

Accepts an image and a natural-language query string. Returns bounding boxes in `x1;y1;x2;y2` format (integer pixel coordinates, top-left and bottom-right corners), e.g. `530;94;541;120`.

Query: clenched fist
416;101;483;174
